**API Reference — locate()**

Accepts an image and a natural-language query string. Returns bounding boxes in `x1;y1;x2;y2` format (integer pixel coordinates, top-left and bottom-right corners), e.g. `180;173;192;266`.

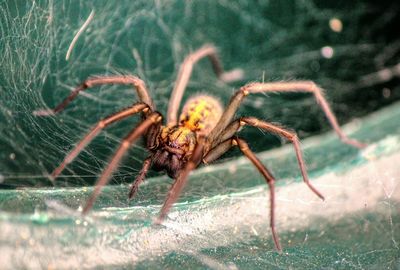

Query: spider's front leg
235;138;282;251
203;116;335;251
128;156;152;200
128;119;163;200
208;81;367;149
82;112;162;214
50;103;150;181
203;137;282;251
155;137;205;223
209;117;324;200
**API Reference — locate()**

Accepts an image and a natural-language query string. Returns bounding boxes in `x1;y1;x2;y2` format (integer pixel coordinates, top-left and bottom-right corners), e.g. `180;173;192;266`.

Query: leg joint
122;140;130;149
239;84;252;96
238;117;247;127
240;117;259;127
235;138;249;151
285;132;297;142
81;82;89;89
97;121;106;128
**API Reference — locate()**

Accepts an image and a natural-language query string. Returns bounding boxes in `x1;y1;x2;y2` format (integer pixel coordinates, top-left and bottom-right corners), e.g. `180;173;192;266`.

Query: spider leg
128;156;152;200
82;112;162;214
209;117;324;200
167;44;243;125
34;75;154;116
202;138;234;165
235;138;282;251
50;103;150;181
208;81;366;149
203;137;282;251
155;137;205;223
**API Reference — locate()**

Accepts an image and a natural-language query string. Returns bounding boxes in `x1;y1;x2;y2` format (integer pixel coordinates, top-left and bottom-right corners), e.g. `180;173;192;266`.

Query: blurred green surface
1;0;400;269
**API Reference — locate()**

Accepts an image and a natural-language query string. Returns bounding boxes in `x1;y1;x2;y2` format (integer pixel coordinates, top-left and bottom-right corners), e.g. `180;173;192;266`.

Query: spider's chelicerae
38;44;366;251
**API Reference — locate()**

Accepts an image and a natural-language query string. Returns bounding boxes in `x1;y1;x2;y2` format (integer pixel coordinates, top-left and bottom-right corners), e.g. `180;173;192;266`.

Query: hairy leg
203;137;282;251
82;112;162;214
50;103;150;181
128;156;152;200
208;81;366;149
34;75;154;116
209;117;324;200
167;44;243;125
155;137;205;223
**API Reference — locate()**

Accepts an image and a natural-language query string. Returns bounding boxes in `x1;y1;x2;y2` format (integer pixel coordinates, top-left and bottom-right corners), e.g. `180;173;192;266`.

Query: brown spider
37;44;365;251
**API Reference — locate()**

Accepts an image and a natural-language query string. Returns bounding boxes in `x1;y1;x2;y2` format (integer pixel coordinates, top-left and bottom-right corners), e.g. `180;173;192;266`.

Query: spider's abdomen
179;95;223;136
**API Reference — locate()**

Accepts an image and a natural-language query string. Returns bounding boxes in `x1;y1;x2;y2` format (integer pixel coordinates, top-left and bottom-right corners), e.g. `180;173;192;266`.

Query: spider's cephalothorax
43;44;365;251
153;95;223;178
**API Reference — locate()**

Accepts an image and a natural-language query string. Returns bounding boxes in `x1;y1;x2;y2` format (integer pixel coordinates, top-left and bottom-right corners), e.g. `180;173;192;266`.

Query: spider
37;44;366;251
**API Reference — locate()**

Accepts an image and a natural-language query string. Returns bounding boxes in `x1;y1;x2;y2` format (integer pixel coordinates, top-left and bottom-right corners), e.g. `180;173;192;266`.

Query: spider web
0;0;400;268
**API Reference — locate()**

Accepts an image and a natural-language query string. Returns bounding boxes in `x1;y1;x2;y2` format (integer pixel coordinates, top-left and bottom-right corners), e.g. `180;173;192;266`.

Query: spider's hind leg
167;44;243;125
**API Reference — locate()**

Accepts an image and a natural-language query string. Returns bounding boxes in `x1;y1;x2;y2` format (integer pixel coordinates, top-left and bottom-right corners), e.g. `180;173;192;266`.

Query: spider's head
152;125;197;178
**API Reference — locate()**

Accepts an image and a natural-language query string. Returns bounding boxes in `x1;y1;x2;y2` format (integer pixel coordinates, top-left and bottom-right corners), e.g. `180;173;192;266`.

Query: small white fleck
252;97;263;108
321;46;334;59
9;153;16;160
329;18;343;32
228;164;237;174
251;226;259;236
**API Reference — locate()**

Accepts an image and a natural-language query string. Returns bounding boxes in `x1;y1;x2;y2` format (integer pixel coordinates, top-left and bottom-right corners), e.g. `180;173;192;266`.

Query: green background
1;0;399;269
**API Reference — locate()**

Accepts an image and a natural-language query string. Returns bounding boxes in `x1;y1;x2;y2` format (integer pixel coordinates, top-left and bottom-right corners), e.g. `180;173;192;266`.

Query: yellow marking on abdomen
179;95;223;136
